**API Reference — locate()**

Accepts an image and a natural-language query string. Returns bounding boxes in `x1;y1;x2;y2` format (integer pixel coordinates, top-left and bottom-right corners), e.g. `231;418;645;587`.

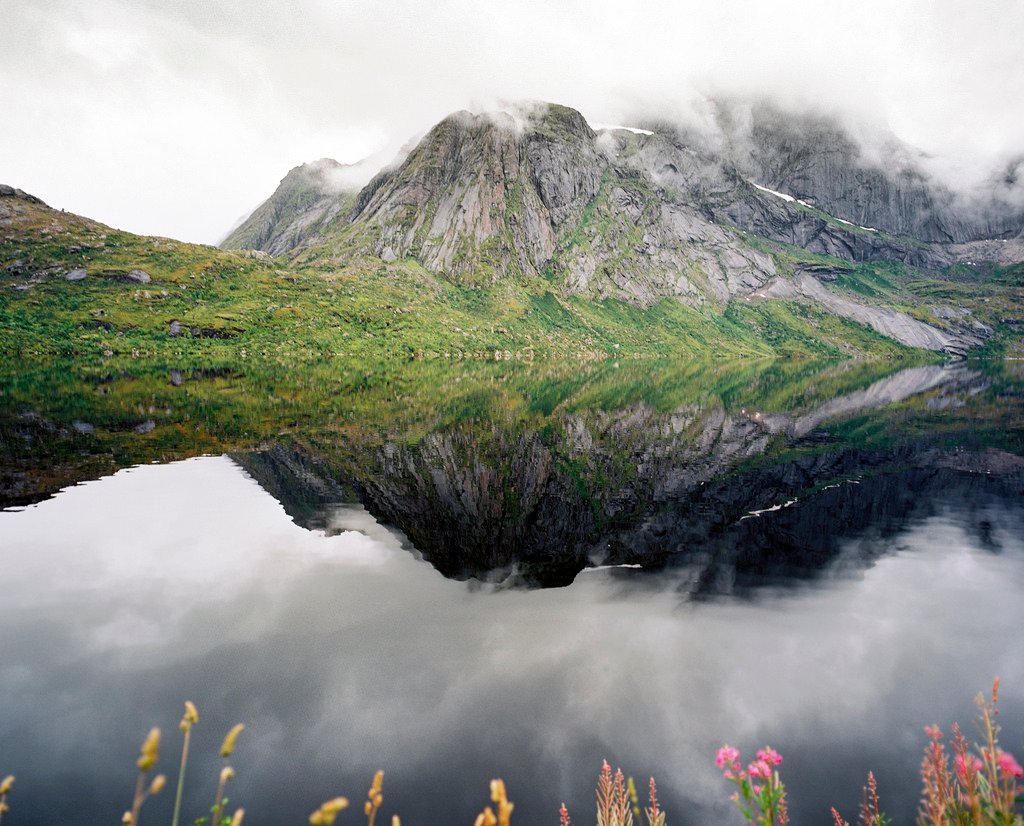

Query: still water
1;358;1023;825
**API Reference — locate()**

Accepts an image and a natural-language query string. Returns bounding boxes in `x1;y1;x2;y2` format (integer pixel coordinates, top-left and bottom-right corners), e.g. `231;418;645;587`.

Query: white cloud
1;0;1022;242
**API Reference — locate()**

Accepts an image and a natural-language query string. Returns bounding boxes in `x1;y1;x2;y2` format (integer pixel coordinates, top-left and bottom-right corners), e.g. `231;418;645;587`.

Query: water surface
2;357;1023;825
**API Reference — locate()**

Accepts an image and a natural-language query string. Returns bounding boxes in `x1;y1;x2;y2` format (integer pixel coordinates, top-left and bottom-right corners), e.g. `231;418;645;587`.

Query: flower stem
171;726;192;826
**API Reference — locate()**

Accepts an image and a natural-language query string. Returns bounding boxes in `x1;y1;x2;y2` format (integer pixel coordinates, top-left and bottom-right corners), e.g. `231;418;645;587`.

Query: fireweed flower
954;753;983;779
716;746;741;769
997;750;1024;779
716;745;787;825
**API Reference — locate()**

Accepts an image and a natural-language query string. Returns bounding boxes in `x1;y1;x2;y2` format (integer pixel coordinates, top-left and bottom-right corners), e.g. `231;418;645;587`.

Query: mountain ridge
219;100;1024;354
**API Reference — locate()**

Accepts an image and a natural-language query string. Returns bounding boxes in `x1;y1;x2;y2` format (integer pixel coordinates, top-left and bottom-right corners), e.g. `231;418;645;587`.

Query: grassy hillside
1;192;944;374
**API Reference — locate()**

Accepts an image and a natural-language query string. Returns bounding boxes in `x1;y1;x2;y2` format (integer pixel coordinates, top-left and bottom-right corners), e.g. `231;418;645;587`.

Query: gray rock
220;158;363;256
169;369;183;386
216;101;1023;354
168;320;182;337
754;273;969;354
134;420;156;434
0;184;47;206
125;269;151;284
932;306;969;320
703;101;1024;244
65;268;88;281
71;420;94;434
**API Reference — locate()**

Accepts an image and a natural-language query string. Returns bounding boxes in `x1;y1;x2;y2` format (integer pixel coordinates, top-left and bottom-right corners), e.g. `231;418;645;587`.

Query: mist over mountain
227;98;1024;258
218;99;1022;355
4;0;1023;243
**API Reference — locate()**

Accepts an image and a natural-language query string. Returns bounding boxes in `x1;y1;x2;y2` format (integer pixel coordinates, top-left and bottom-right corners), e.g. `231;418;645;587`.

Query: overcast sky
2;0;1023;244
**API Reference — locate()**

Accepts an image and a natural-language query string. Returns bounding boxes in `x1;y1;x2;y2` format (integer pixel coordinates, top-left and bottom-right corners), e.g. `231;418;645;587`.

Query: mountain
220;158;363;256
3;100;1021;367
222;101;1024;354
677;100;1024;245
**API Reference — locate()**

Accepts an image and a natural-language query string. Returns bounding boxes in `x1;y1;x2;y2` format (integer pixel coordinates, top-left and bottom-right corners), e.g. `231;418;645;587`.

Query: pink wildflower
748;760;772;779
716;746;740;769
648;778;661;820
757;747;783;766
924;725;943;739
954;754;983;780
752;785;762;795
997;750;1024;779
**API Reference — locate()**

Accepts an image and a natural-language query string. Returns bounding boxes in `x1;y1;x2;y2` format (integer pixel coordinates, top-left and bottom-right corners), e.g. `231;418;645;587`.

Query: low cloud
2;0;1022;242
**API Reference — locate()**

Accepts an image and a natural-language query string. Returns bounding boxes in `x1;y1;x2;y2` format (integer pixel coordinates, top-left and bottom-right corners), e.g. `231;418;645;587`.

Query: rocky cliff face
343;108;565;283
220;100;1023;352
221;158;360;256
694;100;1024;244
336;104;779;305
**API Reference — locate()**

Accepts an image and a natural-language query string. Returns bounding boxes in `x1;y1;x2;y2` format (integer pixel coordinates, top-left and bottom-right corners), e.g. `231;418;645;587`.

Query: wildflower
923;725;943;740
954;753;983;779
220;766;235;784
179;701;199;732
369;770;384;799
230;809;245;826
0;777;12;796
474;807;497;826
490;778;514;826
716;746;741;769
364;770;384;826
648;777;660;819
716;744;787;825
137;727;161;772
149;774;167;795
559;802;571;826
997;750;1024;779
309;796;349;826
220;724;245;758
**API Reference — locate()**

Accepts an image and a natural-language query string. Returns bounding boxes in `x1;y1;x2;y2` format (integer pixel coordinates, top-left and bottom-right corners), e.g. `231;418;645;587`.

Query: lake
1;355;1022;825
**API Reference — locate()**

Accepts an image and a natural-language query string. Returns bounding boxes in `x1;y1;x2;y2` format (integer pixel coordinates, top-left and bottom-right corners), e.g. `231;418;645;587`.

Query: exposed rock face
603;127;956;270
214;100;1023;351
221;159;361;256
348;109;561;282
703;101;1024;244
0;184;47;206
753;272;976;354
238;101;1023;283
343;104;779;304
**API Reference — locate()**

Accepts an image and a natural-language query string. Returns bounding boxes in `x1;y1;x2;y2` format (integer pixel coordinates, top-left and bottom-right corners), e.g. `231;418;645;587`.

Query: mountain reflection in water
233;362;1023;590
1;356;1023;826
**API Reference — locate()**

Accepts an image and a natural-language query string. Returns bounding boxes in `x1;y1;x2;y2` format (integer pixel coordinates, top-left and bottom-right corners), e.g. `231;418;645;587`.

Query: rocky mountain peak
221;157;363;256
216;99;1022;354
